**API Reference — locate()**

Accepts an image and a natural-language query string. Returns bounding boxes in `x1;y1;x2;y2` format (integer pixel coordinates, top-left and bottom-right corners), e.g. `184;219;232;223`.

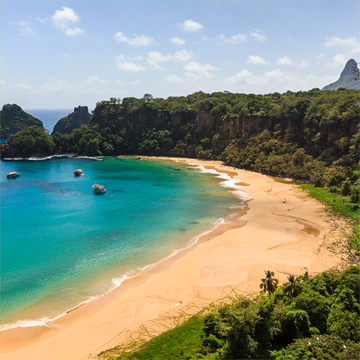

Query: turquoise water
1;157;246;329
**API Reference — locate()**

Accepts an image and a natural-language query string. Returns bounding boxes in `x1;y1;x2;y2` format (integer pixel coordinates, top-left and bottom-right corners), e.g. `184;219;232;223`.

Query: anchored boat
92;184;106;194
74;169;82;176
6;171;20;179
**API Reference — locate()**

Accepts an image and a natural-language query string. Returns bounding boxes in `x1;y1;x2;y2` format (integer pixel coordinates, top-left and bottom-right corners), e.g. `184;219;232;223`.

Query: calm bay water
1;157;248;330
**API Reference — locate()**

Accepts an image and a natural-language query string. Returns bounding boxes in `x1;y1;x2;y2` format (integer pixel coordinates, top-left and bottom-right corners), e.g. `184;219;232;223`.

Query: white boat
92;184;106;194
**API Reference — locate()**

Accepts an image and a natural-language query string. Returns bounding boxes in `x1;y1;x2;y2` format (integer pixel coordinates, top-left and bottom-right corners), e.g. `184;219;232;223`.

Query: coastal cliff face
91;102;358;155
52;106;91;135
0;104;44;138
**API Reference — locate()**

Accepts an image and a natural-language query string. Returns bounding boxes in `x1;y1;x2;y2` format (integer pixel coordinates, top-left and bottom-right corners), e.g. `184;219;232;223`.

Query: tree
283;274;302;299
142;93;153;103
260;270;279;298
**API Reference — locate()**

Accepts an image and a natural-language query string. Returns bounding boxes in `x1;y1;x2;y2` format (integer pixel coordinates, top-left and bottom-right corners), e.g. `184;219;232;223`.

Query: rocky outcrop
52;106;91;135
322;59;360;90
0;104;44;138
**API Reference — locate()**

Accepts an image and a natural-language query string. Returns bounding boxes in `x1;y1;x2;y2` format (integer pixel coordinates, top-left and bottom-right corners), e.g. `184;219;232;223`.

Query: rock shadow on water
31;180;67;195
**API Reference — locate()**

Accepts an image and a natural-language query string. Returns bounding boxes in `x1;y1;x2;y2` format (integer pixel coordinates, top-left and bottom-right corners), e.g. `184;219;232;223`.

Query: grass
102;315;206;360
300;184;359;222
301;184;360;263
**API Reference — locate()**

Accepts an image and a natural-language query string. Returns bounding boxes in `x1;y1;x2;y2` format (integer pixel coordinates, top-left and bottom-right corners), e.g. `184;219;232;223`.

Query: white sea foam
189;164;253;201
3;154;103;161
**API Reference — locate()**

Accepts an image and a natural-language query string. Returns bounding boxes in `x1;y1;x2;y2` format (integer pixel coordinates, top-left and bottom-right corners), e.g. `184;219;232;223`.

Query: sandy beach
0;158;344;360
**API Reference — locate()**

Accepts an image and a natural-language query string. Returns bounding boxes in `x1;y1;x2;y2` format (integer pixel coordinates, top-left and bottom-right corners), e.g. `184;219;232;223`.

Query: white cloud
184;61;217;79
19;26;35;36
250;31;266;42
316;53;350;69
52;7;79;28
223;69;337;93
62;54;69;57
182;19;203;32
277;56;292;65
51;7;84;36
65;27;84;36
9;21;35;36
247;55;270;65
83;76;107;84
174;49;194;62
114;32;154;46
170;37;185;45
36;17;46;24
329;54;349;69
323;36;359;53
295;59;310;69
115;55;146;72
147;51;172;70
219;33;247;44
165;74;184;84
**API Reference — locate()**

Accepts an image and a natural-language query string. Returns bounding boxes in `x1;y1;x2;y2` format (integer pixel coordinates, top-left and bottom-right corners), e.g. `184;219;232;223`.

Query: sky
1;1;359;110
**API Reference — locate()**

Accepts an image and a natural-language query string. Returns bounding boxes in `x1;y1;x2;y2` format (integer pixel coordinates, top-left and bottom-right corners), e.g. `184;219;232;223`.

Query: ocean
0;156;250;330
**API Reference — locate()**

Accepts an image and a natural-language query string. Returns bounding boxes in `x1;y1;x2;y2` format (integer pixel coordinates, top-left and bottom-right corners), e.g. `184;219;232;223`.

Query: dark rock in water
52;106;91;135
322;59;359;90
189;221;200;224
0;104;44;138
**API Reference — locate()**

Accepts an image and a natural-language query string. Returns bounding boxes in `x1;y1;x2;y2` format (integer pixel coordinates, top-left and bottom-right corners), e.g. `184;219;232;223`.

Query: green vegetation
102;315;205;360
100;266;360;360
301;184;360;265
0;103;44;138
2;89;359;181
1;126;55;158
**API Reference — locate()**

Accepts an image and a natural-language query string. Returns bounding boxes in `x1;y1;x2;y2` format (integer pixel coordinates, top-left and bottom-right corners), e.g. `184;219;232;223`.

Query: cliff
322;59;360;91
0;104;44;138
52;106;91;135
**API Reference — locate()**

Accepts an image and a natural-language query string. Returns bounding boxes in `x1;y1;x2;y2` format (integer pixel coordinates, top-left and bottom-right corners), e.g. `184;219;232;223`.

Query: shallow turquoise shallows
1;157;242;329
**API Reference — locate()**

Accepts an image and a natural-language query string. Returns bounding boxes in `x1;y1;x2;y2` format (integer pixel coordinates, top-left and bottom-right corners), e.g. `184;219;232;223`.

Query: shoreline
0;158;343;360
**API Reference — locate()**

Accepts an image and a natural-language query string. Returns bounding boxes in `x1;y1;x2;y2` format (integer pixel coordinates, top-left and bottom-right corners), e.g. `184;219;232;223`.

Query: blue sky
1;1;359;109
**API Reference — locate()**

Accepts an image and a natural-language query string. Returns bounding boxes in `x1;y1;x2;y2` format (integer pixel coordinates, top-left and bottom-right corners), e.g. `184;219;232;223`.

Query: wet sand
0;158;343;360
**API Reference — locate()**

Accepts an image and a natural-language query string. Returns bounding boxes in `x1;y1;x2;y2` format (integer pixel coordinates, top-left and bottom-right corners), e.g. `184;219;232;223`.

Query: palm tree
260;270;279;298
283;274;302;299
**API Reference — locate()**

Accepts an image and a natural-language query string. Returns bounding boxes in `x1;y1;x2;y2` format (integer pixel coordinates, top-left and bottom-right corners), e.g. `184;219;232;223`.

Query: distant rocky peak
340;58;359;77
321;58;359;91
74;106;89;116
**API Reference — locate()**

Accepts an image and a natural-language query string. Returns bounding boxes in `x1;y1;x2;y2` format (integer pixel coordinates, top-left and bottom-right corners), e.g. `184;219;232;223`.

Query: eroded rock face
322;59;360;91
52;106;91;135
0;104;44;138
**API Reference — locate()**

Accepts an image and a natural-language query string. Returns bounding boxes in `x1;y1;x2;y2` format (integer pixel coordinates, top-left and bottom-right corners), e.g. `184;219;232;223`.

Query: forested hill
1;88;359;187
0;104;44;138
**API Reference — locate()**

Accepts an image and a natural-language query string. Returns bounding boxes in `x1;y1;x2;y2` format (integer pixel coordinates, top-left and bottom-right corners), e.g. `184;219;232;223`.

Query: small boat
92;184;106;194
6;171;20;179
74;169;82;176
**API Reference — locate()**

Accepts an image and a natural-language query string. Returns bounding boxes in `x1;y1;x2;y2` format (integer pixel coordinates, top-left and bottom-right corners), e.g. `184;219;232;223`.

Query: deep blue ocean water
1;156;248;330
